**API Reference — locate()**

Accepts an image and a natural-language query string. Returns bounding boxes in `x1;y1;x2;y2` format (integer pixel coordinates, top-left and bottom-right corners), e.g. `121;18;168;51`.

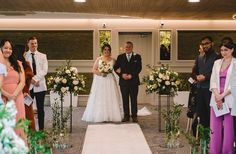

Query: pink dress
2;66;25;136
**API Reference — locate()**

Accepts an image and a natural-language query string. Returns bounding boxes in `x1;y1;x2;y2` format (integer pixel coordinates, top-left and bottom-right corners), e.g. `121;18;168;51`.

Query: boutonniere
133;52;137;56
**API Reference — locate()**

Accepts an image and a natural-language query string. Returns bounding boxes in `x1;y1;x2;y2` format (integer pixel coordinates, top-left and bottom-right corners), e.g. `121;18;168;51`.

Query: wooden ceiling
0;0;235;20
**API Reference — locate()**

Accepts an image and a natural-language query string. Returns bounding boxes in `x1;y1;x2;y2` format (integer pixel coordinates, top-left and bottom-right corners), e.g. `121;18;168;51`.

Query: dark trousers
192;87;211;136
120;85;138;118
30;90;46;130
234;117;236;151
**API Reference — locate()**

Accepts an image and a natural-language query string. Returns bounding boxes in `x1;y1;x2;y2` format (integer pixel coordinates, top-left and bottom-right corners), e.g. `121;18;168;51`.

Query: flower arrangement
47;61;86;95
143;64;181;96
98;61;113;77
0;100;29;154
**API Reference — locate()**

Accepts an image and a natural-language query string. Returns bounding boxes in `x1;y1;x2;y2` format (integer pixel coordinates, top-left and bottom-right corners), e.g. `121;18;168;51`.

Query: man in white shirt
25;36;48;130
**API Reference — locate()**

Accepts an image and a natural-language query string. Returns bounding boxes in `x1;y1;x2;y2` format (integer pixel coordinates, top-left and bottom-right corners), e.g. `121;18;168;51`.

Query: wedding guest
25;37;48;131
114;41;142;122
193;36;219;130
187;44;204;119
1;39;26;137
14;44;36;130
0;50;7;104
82;44;122;122
209;40;236;153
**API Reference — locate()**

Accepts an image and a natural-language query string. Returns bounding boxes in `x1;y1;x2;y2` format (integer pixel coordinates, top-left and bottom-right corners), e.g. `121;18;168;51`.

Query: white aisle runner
82;124;152;154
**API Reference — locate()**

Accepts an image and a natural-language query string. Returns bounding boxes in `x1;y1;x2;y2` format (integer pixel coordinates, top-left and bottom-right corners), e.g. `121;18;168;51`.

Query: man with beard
192;36;220;136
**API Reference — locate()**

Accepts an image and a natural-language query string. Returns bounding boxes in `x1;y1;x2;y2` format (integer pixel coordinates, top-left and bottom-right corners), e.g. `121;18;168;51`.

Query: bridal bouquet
98;61;113;77
0;100;29;153
47;61;86;95
143;64;180;96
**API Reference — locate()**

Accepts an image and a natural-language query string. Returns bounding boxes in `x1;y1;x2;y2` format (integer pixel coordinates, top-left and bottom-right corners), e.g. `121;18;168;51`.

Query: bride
82;44;123;122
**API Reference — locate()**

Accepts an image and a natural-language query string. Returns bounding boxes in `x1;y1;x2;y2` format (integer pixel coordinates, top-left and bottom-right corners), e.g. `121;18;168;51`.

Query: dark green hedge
0;30;93;60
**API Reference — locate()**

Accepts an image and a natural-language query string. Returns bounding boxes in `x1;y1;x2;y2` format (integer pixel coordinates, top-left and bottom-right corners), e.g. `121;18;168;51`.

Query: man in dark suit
114;41;142;122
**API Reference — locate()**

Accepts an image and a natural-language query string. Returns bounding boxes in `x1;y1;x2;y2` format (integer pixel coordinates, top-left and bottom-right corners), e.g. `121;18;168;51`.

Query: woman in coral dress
1;39;26;137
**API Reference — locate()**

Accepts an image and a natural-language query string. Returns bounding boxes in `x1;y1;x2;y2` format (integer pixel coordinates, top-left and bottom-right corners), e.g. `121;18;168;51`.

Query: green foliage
161;103;183;142
17;119;52;154
51;98;70;136
99;30;111;54
160;30;171;49
178;73;191;91
198;124;211;153
183;124;211;154
182;130;199;153
0;30;93;60
27;131;51;154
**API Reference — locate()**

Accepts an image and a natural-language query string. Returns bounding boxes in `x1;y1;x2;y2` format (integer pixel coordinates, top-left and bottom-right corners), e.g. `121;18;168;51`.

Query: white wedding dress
82;59;123;122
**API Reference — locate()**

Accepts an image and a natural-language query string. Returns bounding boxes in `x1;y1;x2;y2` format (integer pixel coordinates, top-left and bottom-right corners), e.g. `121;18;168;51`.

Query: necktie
127;54;131;62
31;53;37;75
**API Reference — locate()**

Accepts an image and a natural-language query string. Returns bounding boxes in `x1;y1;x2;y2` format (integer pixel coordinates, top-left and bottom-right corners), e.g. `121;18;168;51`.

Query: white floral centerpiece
98;61;113;77
47;61;86;95
0;100;29;154
143;64;180;96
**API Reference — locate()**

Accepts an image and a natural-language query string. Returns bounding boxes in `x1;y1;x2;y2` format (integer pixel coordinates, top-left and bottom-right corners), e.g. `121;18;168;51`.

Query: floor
42;105;191;154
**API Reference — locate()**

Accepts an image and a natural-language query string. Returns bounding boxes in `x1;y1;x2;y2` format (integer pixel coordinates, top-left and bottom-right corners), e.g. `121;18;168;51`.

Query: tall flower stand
158;93;171;132
69;93;73;133
52;94;72;150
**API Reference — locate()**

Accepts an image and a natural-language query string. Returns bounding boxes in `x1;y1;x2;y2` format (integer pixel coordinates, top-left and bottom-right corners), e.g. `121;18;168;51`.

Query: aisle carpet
82;124;152;154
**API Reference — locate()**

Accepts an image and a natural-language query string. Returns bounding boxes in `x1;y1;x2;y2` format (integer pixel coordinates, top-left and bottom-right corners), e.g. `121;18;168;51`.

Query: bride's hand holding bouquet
98;61;113;77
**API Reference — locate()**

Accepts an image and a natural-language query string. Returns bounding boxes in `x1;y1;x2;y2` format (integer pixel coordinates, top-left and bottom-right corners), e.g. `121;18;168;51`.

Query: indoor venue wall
0;19;235;105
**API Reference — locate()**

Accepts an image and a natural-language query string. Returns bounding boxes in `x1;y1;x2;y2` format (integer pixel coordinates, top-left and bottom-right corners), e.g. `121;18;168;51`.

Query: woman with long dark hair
1;39;26;137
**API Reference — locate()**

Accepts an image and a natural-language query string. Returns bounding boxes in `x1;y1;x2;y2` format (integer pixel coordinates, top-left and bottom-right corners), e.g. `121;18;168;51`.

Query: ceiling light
74;0;86;2
188;0;200;2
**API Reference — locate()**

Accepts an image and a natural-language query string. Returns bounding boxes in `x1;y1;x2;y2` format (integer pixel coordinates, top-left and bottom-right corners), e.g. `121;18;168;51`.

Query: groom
114;41;142;122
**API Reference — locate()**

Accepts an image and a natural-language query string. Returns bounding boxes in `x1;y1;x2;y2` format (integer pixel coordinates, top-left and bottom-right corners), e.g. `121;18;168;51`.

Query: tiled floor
43;105;191;154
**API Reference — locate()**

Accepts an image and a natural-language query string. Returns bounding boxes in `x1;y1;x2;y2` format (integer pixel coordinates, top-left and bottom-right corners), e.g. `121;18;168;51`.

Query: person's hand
31;79;37;84
116;68;121;74
216;100;223;110
214;93;223;102
122;74;129;80
196;75;205;81
35;81;40;87
8;93;17;101
127;74;132;79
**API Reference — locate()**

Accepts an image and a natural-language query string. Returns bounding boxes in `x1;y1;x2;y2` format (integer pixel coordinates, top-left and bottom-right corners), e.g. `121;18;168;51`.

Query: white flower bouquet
143;64;181;96
47;61;86;95
0;100;29;154
98;61;113;77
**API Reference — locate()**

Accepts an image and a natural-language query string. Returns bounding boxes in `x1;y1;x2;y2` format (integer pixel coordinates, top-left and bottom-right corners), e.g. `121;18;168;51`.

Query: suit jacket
25;50;48;92
210;57;236;108
230;62;236;116
114;52;142;86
